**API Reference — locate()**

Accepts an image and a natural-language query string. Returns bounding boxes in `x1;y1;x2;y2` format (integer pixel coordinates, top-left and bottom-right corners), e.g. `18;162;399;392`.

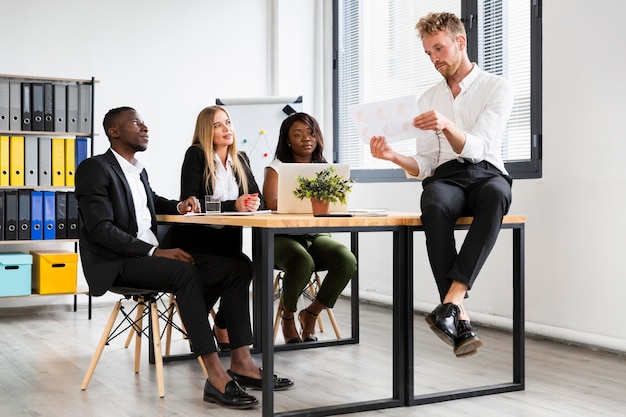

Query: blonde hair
415;12;466;40
191;105;249;194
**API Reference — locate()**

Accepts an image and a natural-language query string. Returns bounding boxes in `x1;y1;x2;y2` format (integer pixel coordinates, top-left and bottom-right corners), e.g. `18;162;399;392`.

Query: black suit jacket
75;149;180;296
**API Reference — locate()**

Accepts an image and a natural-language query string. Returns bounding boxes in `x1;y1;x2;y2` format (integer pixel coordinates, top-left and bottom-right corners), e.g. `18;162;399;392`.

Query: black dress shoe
429;302;460;347
454;320;483;358
203;379;259;409
227;368;294;391
425;303;443;326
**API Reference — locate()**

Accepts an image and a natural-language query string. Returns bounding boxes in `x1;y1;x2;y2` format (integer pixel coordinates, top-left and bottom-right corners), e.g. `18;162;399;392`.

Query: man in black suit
75;106;293;409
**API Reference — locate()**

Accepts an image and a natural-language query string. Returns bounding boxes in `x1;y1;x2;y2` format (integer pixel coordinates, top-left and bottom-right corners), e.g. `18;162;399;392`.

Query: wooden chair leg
325;308;341;339
164;294;176;355
81;300;122;390
149;299;165;398
197;356;209;378
273;272;283;343
310;273;325;333
124;298;144;349
273;299;284;343
132;299;146;374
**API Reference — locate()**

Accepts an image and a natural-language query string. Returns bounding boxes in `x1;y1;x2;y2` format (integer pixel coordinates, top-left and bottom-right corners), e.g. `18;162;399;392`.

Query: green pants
274;233;357;312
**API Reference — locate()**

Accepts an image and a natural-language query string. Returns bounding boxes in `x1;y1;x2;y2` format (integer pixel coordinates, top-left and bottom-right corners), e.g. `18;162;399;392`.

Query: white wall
2;0;625;354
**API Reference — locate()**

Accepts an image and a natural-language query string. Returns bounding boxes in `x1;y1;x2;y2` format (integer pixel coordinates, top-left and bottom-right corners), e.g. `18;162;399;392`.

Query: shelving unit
0;74;96;318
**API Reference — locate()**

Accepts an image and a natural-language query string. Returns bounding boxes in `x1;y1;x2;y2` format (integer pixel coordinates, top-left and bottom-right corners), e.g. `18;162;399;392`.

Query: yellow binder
9;136;24;186
51;137;65;187
64;138;75;187
0;136;9;186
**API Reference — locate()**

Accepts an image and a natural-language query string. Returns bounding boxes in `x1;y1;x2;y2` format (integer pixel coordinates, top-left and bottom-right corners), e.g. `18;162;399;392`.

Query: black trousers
113;252;253;356
420;160;512;301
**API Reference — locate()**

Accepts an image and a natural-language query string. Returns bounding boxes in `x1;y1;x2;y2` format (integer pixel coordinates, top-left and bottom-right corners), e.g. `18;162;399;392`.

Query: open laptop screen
276;163;351;213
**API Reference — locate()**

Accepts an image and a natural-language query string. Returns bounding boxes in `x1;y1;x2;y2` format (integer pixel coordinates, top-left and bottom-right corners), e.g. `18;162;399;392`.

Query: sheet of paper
349;95;422;143
184;210;273;216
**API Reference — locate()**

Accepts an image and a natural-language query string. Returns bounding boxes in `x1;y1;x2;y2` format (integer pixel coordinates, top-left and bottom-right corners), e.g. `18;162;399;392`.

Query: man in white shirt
76;107;292;409
370;12;513;358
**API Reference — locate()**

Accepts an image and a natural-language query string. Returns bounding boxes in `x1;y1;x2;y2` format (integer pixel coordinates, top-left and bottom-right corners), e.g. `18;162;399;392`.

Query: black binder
43;83;54;132
55;191;67;239
18;189;31;240
21;83;31;131
31;83;44;131
67;191;79;238
0;190;4;241
5;190;18;240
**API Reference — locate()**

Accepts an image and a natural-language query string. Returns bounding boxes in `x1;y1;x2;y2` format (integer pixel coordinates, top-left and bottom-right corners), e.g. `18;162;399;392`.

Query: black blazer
164;146;264;256
179;146;265;211
75;149;180;296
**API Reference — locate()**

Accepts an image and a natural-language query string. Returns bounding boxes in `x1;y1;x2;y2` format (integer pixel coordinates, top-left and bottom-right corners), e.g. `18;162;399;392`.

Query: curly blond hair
415;12;466;40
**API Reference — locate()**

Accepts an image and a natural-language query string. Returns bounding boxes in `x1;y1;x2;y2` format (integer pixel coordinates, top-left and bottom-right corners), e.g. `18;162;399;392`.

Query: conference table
157;211;415;417
156;212;525;417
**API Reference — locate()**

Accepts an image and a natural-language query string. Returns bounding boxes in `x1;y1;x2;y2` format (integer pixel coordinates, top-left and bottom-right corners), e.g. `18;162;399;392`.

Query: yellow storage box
30;250;78;294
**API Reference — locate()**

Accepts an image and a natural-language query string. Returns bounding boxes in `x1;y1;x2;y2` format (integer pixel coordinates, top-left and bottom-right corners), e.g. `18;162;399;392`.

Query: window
333;0;542;181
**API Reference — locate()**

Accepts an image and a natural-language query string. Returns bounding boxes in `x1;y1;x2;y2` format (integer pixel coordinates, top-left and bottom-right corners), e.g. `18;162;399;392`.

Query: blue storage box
0;252;33;297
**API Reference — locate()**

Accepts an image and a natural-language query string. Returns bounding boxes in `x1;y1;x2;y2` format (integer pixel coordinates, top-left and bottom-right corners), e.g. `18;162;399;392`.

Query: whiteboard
216;96;303;191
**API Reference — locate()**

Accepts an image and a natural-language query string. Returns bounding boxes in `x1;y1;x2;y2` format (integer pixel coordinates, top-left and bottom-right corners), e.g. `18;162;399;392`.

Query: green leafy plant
293;166;354;204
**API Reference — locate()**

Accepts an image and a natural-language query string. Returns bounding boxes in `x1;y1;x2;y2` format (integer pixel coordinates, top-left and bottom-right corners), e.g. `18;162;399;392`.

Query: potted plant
293;166;354;215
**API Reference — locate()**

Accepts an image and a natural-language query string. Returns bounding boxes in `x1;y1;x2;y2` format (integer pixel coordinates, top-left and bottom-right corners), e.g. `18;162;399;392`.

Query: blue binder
43;191;55;240
75;137;88;168
31;191;43;240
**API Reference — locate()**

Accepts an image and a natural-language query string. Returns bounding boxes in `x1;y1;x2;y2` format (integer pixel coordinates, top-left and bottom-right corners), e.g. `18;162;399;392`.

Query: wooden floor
0;296;624;417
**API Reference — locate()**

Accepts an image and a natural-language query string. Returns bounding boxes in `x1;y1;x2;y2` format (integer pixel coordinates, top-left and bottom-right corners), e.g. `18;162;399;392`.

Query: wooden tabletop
156;211;418;228
156;212;525;228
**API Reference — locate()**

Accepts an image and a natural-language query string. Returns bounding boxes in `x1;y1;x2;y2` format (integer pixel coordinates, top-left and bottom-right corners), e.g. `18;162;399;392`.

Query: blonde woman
165;105;266;356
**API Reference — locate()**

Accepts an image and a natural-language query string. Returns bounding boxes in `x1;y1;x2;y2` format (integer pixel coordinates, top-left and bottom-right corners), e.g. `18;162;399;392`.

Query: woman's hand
235;193;260;212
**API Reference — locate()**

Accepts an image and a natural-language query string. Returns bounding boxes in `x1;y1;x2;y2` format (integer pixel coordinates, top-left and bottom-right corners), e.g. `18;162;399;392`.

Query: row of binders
0;190;78;241
0;136;89;187
0;81;92;133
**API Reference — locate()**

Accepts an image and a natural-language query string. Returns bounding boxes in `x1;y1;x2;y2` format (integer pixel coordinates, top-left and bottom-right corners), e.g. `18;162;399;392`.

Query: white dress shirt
212;153;240;201
111;149;159;251
410;64;513;179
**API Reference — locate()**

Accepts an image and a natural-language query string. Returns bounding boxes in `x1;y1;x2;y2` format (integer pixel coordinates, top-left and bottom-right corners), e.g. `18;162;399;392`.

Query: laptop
276;163;351;213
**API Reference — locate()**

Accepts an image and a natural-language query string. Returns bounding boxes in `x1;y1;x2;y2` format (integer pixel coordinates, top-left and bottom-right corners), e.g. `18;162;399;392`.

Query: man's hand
413;110;466;153
177;196;200;214
153;248;195;263
413;110;450;132
370;135;421;177
370;136;396;161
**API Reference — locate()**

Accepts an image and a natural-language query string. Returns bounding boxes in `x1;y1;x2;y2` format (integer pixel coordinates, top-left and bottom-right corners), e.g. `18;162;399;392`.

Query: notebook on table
276;163;351;214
